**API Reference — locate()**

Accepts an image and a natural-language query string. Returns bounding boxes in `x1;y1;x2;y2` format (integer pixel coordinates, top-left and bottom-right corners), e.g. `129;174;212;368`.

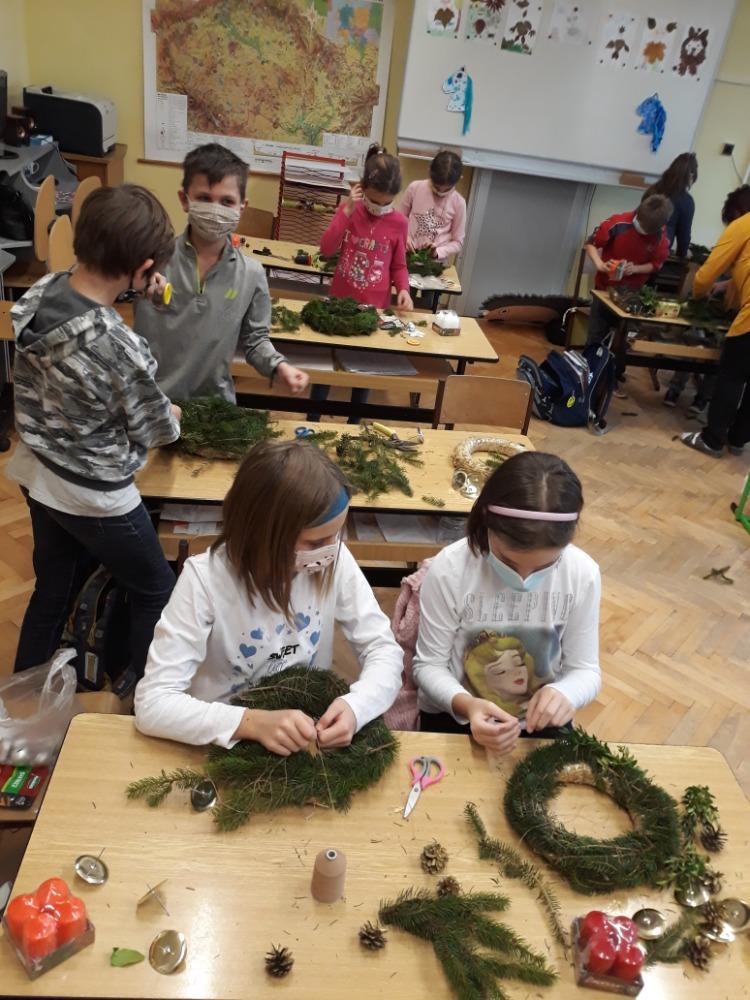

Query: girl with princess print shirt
413;452;601;755
134;441;403;752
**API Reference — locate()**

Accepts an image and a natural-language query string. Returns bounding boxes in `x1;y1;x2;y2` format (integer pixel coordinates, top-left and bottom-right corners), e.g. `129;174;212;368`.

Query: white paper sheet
374;513;440;543
161;503;221;522
155;92;187;151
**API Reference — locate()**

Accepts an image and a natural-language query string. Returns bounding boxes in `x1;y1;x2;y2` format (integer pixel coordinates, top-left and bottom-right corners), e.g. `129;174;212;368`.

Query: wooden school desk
237;235;463;310
1;715;748;999
137;423;532;567
591;290;725;378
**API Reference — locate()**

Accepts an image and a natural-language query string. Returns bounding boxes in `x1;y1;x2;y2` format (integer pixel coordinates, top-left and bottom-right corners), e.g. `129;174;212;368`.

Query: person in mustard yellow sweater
681;185;750;457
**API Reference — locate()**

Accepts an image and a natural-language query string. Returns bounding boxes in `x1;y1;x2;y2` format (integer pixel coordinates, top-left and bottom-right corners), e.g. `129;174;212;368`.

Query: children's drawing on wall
442;66;473;135
673;26;709;80
427;0;464;37
636;93;666;153
500;0;543;55
596;11;639;69
637;17;678;73
547;1;591;47
465;0;506;42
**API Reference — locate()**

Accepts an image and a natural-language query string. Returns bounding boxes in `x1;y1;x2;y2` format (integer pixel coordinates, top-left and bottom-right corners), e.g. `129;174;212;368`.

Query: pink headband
487;504;578;522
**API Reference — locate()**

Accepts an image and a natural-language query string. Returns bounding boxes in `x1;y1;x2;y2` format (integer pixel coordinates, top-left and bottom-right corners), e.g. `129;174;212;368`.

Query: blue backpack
517;341;617;432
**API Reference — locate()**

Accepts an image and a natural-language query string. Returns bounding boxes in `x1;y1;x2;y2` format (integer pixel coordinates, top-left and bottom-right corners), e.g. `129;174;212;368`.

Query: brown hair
362;143;401;195
645;152;698;201
635;194;673;235
182;143;248;200
467;452;583;554
430;150;463;188
73;184;175;278
213;440;351;616
721;184;750;225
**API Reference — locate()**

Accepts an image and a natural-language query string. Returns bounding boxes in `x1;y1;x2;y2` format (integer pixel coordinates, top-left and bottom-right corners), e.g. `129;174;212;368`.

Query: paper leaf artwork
547;1;591;47
427;0;463;37
637;17;678;73
465;0;506;42
636;93;667;152
500;0;543;55
673;26;709;80
442;66;473;135
597;11;639;69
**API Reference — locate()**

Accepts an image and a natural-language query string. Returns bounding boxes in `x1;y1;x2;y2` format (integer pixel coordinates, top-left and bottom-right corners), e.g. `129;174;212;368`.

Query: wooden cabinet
61;143;126;186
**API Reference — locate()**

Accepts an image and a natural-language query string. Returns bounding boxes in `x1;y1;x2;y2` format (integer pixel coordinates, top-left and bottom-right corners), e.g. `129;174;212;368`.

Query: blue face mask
485;551;558;592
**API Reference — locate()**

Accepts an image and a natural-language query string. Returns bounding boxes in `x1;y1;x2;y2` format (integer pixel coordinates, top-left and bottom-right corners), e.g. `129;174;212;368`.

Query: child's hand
316;698;356;748
170;403;182;423
466;698;520;755
711;279;730;296
406;238;416;252
525;687;573;733
621;261;637;276
344;182;364;217
395;289;414;311
243;709;317;756
146;271;169;302
276;361;309;395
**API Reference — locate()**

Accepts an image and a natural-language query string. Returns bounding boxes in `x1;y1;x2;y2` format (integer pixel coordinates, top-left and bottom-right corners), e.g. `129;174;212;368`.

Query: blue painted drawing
636;93;666;152
442;66;473;135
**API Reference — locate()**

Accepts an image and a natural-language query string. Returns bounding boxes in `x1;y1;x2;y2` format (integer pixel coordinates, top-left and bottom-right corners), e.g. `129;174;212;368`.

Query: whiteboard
398;0;736;184
142;0;394;175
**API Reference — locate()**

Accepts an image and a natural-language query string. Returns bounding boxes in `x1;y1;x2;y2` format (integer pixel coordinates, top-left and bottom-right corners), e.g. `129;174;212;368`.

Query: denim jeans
14;495;175;677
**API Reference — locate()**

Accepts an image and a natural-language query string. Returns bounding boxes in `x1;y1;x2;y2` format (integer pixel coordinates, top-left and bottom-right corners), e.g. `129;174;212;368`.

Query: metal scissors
403;755;445;819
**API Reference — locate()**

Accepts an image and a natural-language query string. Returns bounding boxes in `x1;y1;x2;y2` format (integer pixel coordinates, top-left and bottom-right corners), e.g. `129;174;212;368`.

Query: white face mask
294;541;339;575
432;186;452;199
632;215;647;236
187;199;241;241
363;195;394;217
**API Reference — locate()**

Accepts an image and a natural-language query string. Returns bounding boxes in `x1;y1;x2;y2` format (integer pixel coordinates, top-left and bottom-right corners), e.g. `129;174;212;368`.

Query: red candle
21;913;58;962
55;897;88;945
4;894;40;942
34;877;70;914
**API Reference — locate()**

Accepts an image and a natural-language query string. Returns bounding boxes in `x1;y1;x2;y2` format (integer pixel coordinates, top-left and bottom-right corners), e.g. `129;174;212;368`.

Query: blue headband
310;486;350;527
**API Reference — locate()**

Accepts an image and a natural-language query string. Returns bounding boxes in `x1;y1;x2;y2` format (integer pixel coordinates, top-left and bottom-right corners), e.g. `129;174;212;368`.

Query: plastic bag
0;649;77;766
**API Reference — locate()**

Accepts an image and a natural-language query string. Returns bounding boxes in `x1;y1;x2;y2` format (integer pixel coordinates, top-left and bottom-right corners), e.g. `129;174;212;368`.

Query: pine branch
645;912;698;967
125;768;204;807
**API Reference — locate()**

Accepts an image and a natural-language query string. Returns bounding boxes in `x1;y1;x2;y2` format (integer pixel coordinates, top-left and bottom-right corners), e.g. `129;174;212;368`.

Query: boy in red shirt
585;194;672;350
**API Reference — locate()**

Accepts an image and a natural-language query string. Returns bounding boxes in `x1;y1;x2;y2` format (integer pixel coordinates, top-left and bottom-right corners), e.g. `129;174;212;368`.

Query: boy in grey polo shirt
135;144;308;402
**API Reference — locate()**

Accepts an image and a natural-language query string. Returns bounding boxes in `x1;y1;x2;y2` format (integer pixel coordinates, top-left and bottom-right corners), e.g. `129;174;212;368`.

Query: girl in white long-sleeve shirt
413;452;601;755
135;441;403;753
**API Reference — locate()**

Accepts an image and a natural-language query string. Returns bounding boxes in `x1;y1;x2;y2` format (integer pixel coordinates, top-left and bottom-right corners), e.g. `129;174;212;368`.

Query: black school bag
62;566;136;697
517;341;617;433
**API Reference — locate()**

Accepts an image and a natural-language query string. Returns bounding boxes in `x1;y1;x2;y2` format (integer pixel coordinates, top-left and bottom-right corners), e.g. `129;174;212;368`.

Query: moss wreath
504;729;682;894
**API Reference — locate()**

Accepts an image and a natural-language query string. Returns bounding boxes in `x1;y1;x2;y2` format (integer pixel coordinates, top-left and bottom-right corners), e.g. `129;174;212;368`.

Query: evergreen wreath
300;297;379;336
379;888;557;1000
406;248;446;277
503;729;681;894
126;668;398;832
176;396;280;459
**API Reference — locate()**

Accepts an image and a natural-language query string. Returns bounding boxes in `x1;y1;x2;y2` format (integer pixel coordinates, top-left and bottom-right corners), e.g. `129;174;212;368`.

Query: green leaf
111;947;145;967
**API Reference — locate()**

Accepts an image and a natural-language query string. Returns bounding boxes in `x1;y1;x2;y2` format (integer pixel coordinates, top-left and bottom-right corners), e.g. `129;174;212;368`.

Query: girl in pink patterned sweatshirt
401;150;466;262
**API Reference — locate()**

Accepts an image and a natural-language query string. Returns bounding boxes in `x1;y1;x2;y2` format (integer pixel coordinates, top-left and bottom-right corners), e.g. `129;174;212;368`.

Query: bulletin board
142;0;395;174
398;0;736;185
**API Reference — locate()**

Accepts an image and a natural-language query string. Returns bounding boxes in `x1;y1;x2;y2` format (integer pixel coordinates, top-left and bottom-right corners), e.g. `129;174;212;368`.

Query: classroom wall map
142;0;393;173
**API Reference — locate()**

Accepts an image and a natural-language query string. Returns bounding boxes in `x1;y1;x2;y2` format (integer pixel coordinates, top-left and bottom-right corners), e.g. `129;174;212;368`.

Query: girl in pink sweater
319;145;413;310
401;150;466;262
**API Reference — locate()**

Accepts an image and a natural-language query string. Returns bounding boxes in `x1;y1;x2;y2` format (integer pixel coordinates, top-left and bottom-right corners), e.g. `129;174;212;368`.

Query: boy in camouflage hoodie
8;184;181;680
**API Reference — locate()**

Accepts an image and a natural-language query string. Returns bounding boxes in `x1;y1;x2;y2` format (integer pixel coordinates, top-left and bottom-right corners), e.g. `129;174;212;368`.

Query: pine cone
437;876;461;897
700;901;724;933
703;869;723;896
358;921;387;950
686;935;712;971
699;822;727;853
265;944;294;978
420;840;449;875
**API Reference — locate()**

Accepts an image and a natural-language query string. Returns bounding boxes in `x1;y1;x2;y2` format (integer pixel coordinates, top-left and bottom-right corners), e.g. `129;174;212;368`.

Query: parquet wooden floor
0;321;748;794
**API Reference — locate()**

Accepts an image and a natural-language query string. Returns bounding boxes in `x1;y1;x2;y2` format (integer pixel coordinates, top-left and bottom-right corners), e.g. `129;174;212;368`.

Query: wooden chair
3;175;57;293
236;206;275;238
433;375;532;434
47;214;75;273
71;175;101;228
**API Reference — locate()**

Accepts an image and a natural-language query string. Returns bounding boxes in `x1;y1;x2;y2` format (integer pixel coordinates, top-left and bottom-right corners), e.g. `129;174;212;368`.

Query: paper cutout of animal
606;27;630;61
674;27;708;77
434;6;456;28
442;66;473;135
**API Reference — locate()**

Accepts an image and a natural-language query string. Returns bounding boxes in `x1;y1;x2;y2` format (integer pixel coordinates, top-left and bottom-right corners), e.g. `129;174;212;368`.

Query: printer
22;85;116;157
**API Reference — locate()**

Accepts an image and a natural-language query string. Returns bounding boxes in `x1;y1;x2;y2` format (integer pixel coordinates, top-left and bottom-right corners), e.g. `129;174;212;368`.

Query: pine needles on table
300;297;379;336
126;667;398;831
176;396;280;460
271;303;303;332
379;887;557;1000
305;427;423;500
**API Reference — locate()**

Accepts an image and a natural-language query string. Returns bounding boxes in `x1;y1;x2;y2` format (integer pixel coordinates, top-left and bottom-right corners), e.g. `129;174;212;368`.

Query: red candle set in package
573;910;645;996
2;877;94;979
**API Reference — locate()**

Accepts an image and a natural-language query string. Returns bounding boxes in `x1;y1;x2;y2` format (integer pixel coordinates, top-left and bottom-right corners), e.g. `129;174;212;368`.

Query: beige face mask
187;200;241;240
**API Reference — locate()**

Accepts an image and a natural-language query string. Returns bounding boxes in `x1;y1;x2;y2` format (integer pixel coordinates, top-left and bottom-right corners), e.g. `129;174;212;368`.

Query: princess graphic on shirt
464;632;543;716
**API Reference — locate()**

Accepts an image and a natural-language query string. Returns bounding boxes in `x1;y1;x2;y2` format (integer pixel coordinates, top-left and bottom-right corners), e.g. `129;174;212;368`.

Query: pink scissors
403;755;445;818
